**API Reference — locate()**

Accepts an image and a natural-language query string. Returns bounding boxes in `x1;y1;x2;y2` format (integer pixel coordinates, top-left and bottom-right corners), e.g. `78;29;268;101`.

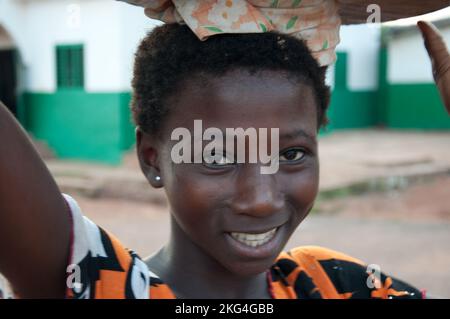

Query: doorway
0;25;18;117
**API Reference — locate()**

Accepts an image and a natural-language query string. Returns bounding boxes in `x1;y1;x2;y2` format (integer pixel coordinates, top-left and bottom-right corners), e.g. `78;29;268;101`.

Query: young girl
0;2;449;299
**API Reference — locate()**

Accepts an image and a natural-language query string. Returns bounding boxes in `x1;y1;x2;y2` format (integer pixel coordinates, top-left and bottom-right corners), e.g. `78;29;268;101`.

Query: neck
149;216;271;299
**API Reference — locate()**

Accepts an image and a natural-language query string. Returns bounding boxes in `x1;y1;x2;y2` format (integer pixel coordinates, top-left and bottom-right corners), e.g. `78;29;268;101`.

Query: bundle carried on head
119;0;341;66
119;0;450;66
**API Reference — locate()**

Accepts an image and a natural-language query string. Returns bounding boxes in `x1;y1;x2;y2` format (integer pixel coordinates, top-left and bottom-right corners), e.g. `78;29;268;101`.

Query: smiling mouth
229;228;277;248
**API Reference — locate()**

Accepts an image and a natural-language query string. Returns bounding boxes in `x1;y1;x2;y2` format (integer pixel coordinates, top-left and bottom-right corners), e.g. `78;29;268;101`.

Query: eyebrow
279;129;317;144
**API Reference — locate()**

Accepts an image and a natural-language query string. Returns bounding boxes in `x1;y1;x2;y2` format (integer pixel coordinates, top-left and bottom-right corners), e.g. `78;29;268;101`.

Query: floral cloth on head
118;0;341;66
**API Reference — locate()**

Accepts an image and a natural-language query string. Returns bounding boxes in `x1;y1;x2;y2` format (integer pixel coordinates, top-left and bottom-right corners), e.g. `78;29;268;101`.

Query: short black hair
131;23;330;135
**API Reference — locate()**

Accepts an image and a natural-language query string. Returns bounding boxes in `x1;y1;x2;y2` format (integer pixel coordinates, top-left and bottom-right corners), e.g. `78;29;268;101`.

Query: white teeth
230;228;277;247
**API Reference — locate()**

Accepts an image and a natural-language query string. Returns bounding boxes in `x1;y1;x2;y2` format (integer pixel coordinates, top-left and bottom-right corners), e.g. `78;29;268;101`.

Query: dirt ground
74;175;450;298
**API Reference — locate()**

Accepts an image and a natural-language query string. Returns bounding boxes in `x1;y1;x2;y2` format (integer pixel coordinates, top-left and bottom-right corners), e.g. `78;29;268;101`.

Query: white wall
0;0;158;93
0;1;27;53
117;1;162;90
23;0;124;92
388;26;450;84
335;24;381;91
0;1;384;93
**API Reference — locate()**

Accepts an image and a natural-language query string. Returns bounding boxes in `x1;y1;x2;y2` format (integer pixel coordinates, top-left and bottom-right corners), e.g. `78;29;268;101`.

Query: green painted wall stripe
22;90;135;164
378;38;449;130
328;90;378;129
386;83;450;129
327;52;378;130
331;50;450;130
334;52;347;90
120;92;136;150
377;46;388;126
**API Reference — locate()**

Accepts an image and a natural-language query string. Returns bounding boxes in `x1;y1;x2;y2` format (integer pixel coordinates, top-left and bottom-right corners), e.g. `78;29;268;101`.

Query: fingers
418;20;450;115
418;21;450;82
418;21;448;60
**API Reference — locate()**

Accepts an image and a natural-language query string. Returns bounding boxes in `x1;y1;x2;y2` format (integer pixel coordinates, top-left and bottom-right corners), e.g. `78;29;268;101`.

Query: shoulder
275;246;422;299
291;246;372;297
63;194;150;299
287;245;366;266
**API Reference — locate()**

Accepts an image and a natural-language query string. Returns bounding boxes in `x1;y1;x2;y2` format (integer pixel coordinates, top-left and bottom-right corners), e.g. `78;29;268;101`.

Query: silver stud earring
155;176;161;181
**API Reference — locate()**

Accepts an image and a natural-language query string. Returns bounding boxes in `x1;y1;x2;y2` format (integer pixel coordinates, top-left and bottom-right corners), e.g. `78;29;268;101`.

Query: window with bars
56;44;84;89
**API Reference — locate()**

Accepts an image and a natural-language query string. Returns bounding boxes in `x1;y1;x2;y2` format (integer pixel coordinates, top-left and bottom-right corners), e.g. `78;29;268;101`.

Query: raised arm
339;0;450;24
0;102;71;298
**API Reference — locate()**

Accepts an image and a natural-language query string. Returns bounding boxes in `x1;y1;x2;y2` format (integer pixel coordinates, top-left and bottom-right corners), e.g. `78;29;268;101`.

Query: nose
230;165;284;218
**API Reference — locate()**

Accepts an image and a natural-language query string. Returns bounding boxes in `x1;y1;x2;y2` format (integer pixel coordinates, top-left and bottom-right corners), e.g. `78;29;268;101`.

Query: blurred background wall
1;0;449;165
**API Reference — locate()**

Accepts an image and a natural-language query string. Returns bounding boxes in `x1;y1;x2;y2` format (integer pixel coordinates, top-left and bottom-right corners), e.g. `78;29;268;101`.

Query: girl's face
142;69;319;276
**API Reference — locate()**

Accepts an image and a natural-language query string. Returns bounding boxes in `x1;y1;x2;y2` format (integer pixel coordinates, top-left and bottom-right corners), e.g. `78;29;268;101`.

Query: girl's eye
203;150;235;167
279;148;306;163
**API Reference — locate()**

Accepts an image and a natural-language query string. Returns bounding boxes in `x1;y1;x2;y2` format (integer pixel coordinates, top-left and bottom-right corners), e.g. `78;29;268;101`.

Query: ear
135;126;164;188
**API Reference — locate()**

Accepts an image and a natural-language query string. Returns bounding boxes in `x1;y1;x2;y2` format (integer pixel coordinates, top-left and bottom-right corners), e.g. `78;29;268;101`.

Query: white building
383;18;450;128
0;0;159;164
0;1;448;164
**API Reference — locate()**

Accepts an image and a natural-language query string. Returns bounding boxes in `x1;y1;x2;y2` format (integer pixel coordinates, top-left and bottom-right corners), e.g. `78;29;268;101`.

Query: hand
418;20;450;115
